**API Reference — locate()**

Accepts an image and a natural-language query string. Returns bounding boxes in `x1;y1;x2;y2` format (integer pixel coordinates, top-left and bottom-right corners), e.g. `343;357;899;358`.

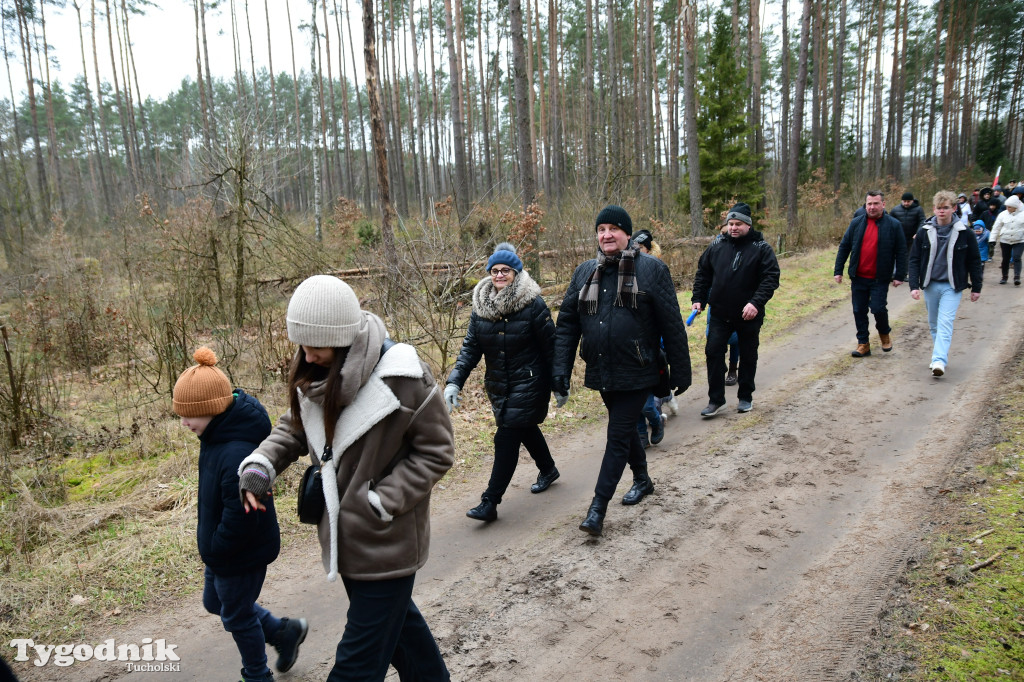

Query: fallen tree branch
966;529;995;543
969;552;1003;572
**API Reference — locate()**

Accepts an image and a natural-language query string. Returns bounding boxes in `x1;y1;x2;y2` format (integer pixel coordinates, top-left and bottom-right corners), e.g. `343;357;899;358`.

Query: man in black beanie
691;202;780;417
553;205;691;536
890;191;926;248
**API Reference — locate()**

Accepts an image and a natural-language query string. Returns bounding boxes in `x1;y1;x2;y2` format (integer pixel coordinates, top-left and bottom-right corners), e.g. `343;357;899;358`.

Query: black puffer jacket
447;270;555;428
691;229;780;323
553;251;691;394
197;390;278;576
834;211;909;282
890;200;926;246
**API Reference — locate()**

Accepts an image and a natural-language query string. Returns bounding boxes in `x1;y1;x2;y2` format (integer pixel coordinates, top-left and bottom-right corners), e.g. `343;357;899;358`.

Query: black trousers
482;424;556;503
850;276;891;343
706;314;762;405
327;574;449;682
594;388;650;501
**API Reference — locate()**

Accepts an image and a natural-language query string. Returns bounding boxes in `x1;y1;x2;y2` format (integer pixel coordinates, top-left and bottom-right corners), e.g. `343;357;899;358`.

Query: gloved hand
554;392;569;408
670;372;690;396
552;375;570;395
443;384;461;413
239;461;273;508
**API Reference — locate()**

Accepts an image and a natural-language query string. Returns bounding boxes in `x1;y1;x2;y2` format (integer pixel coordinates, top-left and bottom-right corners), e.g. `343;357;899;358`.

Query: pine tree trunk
310;0;323;241
344;4;373;212
73;1;111;215
14;4;51;216
787;0;812;239
605;0;618;197
510;0;535;210
37;1;68;217
286;0;307;210
780;0;790;190
199;0;218;143
749;0;763;200
362;0;398;268
832;0;846;202
477;0;494;194
409;0;428;214
681;0;702;236
443;0;469;220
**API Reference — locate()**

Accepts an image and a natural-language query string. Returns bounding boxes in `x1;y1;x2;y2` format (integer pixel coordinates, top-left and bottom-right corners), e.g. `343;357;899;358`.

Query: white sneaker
930;361;945;377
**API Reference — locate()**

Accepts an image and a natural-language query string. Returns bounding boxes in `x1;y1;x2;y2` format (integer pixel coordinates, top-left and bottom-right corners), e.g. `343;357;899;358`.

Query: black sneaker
737;400;753;413
272;617;308;673
466;499;498;521
700;402;726;418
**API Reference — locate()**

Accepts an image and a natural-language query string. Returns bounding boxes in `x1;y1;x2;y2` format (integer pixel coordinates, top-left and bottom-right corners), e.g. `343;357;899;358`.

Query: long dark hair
287;346;350;446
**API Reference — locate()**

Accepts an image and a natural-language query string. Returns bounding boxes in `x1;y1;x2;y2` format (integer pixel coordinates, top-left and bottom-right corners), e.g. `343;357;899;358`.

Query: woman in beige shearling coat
239;275;453;682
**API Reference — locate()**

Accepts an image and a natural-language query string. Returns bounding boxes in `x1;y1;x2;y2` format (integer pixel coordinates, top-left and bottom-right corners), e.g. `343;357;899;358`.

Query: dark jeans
594;389;650;501
706;315;762;405
636;394;661;439
327;574;449;682
203;566;282;680
999;242;1024;280
482;424;556;503
850;277;891;343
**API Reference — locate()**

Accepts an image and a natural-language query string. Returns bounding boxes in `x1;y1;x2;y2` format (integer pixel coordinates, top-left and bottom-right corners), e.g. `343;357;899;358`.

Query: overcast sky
3;0;367;103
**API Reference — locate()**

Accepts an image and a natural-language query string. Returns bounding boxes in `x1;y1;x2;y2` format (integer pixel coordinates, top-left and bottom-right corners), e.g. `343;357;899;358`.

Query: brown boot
851;342;871;357
879;333;893;352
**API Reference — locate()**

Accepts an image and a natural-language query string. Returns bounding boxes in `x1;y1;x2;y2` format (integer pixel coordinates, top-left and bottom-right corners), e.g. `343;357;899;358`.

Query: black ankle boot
466;498;497;521
579;496;608;536
622;473;655;505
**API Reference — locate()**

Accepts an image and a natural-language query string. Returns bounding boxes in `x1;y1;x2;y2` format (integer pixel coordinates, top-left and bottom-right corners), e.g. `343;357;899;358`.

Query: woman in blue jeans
908;190;984;377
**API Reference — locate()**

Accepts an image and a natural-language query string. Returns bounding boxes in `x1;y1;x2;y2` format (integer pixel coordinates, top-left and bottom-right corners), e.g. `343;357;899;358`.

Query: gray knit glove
239;461;273;507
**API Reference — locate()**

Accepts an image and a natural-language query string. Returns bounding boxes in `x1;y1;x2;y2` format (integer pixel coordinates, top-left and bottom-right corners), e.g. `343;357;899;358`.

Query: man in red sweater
833;190;909;357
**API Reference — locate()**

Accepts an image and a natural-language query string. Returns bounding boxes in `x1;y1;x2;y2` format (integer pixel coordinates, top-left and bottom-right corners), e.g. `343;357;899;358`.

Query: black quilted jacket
447;270;556;427
553;252;691;394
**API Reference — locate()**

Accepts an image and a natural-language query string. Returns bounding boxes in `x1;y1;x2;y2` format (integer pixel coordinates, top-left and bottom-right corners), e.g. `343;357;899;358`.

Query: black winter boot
579;496;609;536
269;617;308;673
466;497;498;521
622;473;655;505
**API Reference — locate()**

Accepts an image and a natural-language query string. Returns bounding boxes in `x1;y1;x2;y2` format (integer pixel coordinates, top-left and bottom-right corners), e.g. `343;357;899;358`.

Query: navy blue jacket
197;390;279;576
554;252;691;394
834;211;908;283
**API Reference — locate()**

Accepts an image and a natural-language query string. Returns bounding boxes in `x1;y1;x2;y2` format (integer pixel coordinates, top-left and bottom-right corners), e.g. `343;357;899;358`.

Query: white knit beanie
287;275;362;347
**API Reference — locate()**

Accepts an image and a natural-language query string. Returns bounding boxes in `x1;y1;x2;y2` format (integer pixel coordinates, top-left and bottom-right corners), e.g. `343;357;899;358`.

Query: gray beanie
287;275;362;348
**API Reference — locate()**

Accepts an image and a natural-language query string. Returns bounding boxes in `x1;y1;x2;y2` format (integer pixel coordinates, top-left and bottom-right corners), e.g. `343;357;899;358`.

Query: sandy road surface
17;278;1023;682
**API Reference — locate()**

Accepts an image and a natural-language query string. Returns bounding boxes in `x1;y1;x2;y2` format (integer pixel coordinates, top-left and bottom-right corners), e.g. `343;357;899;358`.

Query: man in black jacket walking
553;205;691;537
691;202;780;417
834;190;908;358
890;191;926;248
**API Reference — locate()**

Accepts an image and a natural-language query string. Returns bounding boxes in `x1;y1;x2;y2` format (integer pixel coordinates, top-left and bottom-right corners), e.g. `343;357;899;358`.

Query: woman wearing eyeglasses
444;243;562;522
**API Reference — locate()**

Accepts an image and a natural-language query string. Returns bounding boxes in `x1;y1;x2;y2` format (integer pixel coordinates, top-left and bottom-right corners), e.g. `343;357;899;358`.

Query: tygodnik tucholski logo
9;637;181;670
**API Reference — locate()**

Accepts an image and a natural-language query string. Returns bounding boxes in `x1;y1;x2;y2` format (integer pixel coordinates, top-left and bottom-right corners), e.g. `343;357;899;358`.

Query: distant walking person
691;202;780;417
553;205;691;537
172;348;307;682
834;190;908;357
445;243;562;522
989;195;1024;285
908;191;983;376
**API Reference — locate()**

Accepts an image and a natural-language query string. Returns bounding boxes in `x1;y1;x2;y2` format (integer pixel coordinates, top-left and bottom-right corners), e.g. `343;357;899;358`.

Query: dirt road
24;279;1023;682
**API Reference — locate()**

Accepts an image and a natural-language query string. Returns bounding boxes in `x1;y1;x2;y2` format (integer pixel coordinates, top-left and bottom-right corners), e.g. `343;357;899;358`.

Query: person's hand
670;373;690;396
834;274;843;284
970;292;981;302
691;302;702;312
741;303;758;320
892;279;903;287
552;375;570;395
443;384;461;413
910;289;921;300
554;392;569;408
243;490;267;513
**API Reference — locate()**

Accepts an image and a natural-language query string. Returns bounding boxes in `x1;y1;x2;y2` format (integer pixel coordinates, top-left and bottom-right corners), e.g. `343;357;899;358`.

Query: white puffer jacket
990;196;1024;245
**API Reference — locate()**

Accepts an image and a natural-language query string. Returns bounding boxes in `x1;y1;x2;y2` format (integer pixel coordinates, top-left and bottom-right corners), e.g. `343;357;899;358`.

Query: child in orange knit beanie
173;347;307;681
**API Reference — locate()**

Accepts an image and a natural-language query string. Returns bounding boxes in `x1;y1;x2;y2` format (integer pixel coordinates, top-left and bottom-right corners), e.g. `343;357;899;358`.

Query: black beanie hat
633;229;653;251
901;191;914;201
595;205;632;235
726;202;753;226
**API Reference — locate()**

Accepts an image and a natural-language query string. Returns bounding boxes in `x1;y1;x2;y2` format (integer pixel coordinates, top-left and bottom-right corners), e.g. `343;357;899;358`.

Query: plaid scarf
579;247;638;314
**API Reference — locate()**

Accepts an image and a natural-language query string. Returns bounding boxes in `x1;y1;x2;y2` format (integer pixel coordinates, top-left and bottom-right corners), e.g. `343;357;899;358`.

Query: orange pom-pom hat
172;347;234;417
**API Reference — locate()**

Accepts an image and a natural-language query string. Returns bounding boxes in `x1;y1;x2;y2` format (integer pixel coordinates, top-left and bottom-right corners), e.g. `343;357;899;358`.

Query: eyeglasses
490;268;514;277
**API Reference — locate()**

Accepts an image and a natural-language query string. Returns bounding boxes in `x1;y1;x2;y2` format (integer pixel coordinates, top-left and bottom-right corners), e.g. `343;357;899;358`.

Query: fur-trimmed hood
472;269;542;321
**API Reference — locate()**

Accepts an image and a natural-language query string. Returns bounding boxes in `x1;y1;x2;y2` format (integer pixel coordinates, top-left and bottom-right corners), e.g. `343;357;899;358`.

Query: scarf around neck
579;247;638;314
